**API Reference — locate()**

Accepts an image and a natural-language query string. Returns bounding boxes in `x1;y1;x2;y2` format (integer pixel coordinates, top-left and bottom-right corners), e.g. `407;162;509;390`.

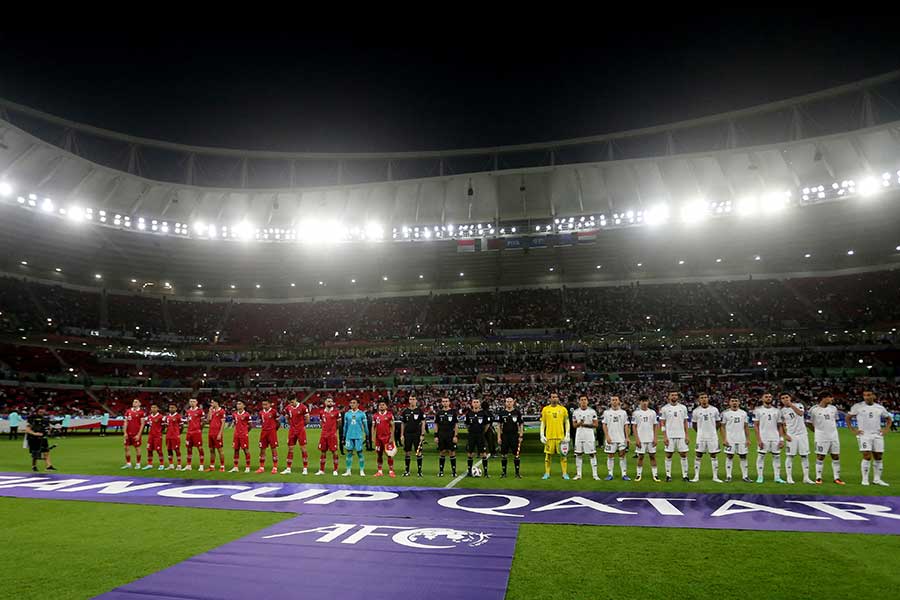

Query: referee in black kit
25;407;56;472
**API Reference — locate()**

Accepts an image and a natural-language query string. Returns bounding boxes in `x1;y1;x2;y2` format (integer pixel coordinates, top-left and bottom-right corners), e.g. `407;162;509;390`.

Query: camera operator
25;407;56;472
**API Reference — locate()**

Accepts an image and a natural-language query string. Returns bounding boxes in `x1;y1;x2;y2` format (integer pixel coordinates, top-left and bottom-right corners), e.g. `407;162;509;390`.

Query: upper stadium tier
0;71;899;296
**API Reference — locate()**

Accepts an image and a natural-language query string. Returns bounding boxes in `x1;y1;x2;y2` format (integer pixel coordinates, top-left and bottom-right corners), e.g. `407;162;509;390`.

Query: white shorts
815;439;840;455
574;438;597;454
858;435;884;453
604;440;627;454
635;441;657;455
758;440;782;454
785;435;810;456
695;439;719;454
665;438;689;453
724;442;748;456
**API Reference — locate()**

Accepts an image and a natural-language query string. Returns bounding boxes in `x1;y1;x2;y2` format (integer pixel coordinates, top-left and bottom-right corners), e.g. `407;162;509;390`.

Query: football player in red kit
372;399;396;478
256;399;280;474
121;399;145;469
164;403;183;470
282;395;310;475
185;397;206;471
315;396;341;476
144;403;165;470
207;398;226;472
229;400;252;473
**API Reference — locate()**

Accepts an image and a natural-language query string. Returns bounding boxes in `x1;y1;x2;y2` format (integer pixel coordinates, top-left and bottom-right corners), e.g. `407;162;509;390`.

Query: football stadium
2;34;900;599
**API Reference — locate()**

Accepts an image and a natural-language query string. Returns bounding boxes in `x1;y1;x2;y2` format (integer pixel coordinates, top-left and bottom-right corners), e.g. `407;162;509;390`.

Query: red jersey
260;407;279;432
147;412;164;437
165;413;182;437
208;407;225;435
286;403;308;432
124;408;145;436
186;407;204;433
373;411;394;438
320;407;340;436
233;410;251;436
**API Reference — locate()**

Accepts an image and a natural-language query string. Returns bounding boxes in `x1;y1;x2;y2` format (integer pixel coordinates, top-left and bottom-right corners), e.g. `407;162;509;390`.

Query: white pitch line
444;458;483;488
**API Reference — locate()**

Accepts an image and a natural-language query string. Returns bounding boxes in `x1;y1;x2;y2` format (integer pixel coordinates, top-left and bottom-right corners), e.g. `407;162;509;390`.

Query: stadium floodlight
644;203;670;226
16;196;25;204
382;276;388;281
94;273;102;280
680;200;709;224
858;176;881;197
20;260;27;265
418;274;424;279
232;221;253;240
459;272;464;277
761;190;789;214
351;278;356;283
636;262;643;267
55;267;62;272
0;181;12;196
229;284;236;289
255;283;261;289
804;253;812;258
194;221;206;235
678;259;685;265
596;265;602;269
131;279;138;283
207;224;217;238
715;258;722;263
847;249;855;255
41;198;54;212
364;221;384;240
754;255;761;261
549;267;555;272
318;281;324;286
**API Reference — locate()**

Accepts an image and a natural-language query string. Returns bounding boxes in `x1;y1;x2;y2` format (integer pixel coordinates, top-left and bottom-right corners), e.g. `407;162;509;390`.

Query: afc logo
264;523;492;549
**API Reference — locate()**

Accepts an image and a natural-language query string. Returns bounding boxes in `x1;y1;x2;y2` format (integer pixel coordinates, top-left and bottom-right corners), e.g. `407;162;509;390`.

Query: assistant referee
25;407;56;472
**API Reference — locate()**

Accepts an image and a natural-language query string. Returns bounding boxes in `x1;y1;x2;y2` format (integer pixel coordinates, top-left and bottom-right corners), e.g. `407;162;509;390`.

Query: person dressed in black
497;396;525;478
464;398;494;478
434;397;459;477
338;401;346;455
25;407;56;472
364;408;374;451
400;395;426;477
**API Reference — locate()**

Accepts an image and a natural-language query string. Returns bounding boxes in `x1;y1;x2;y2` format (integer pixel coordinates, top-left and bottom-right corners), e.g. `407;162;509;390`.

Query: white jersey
780;404;807;437
849;402;890;436
601;408;629;443
659;403;689;439
721;409;749;444
692;405;721;440
631;408;658;444
753;406;782;442
572;408;598;441
808;404;839;442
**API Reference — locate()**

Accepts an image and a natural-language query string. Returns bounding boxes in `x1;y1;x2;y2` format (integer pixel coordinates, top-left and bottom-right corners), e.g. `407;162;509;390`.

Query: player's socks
785;459;793;482
815;458;824;479
346;453;353;472
665;457;672;478
387;456;394;471
405;455;412;474
514;457;521;476
333;454;340;473
694;460;701;480
575;455;583;478
756;454;766;478
874;460;884;482
320;455;327;472
467;457;473;475
725;457;733;479
680;457;688;477
635;463;642;479
439;455;446;474
832;460;841;481
358;452;365;473
302;449;309;470
482;458;489;477
286;450;293;469
801;455;810;481
619;457;627;477
711;457;719;480
650;465;658;479
861;459;871;483
740;457;749;479
607;457;614;477
544;454;552;475
450;457;457;476
560;456;567;474
199;450;205;465
773;461;782;481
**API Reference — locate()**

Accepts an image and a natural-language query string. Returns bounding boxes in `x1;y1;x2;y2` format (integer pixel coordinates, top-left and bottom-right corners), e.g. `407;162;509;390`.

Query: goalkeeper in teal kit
342;397;368;477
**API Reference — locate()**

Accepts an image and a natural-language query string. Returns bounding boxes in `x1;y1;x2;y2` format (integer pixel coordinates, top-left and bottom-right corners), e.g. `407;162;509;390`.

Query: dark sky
2;20;899;153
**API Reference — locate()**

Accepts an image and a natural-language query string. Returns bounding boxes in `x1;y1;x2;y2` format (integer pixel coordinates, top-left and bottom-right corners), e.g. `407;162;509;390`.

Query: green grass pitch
2;427;898;599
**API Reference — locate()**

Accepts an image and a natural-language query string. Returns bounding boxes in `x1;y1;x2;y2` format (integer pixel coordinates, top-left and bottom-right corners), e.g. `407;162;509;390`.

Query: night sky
1;20;898;153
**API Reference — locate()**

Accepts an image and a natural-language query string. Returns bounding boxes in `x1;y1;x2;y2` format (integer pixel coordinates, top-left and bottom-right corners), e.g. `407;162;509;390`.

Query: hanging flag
577;230;598;244
457;239;478;253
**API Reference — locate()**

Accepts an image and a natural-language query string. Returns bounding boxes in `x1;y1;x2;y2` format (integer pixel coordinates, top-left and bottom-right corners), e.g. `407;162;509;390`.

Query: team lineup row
23;390;893;485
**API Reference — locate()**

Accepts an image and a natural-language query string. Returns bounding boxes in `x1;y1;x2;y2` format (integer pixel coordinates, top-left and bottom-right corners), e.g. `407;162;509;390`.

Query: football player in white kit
691;393;722;482
659;391;690;482
753;393;786;484
780;392;814;484
848;389;893;486
632;395;660;482
571;395;600;480
807;391;845;485
721;397;752;482
601;396;631;481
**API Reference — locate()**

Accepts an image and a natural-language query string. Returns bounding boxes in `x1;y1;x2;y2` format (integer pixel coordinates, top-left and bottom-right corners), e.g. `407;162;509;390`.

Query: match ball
471;465;482;477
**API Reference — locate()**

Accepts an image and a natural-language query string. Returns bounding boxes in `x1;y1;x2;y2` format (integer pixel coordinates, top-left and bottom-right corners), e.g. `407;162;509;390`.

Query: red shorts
259;429;279;449
124;434;142;447
147;436;163;452
186;431;203;448
233;435;249;450
288;429;307;446
318;434;338;453
208;433;223;449
375;436;393;452
166;437;181;451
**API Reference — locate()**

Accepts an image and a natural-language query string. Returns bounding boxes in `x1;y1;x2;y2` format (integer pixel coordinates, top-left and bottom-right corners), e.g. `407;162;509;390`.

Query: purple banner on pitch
2;472;900;535
95;514;519;600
